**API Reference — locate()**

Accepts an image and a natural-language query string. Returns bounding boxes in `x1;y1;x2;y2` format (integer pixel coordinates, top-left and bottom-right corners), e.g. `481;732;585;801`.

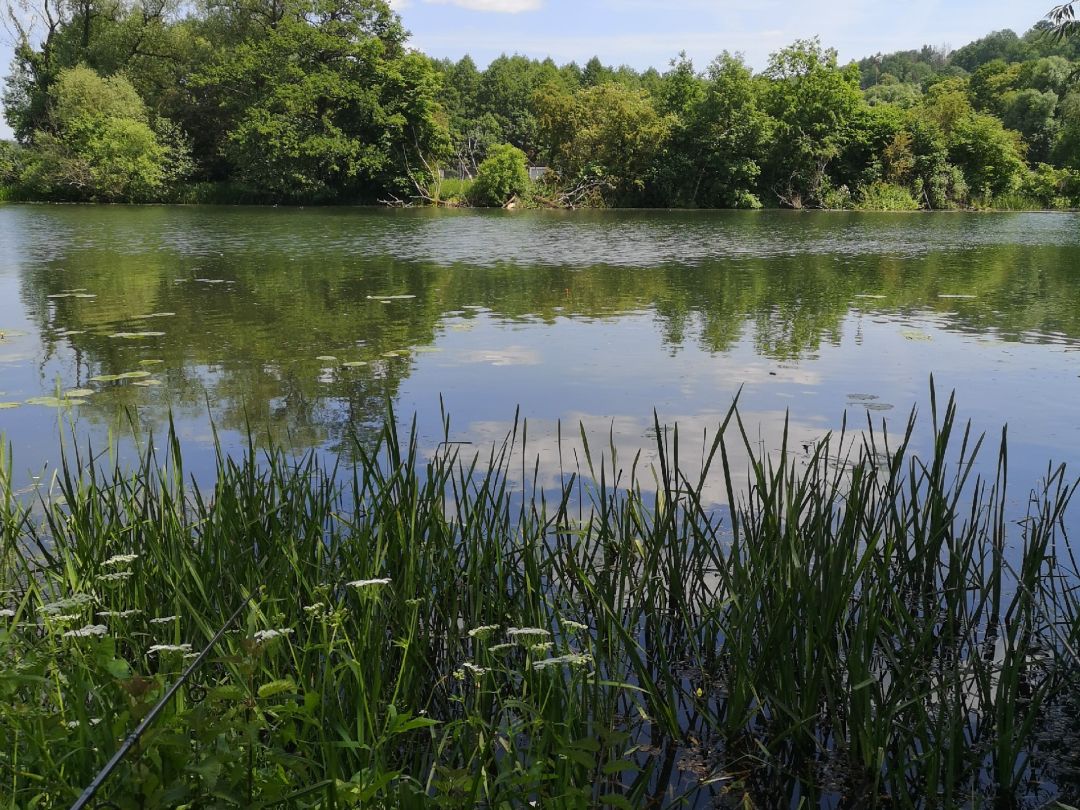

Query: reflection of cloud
455;346;541;366
436;408;840;507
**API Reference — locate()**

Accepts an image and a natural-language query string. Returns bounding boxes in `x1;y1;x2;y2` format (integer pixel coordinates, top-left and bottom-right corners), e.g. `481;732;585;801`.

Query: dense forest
2;0;1080;208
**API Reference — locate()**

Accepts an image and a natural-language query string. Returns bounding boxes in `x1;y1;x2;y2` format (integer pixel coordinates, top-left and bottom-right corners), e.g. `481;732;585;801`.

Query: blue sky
0;1;1054;139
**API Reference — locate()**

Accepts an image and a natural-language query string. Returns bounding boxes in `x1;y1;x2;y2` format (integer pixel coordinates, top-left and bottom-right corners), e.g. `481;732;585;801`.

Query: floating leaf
109;332;165;340
64;389;95;398
138;359;164;366
316;356;338;362
25;396;78;407
132;380;162;387
901;330;932;342
342;361;368;368
89;371;152;382
0;402;20;409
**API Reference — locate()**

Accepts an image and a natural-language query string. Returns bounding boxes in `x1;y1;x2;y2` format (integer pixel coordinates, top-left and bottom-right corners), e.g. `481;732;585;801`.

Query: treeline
1;0;1079;209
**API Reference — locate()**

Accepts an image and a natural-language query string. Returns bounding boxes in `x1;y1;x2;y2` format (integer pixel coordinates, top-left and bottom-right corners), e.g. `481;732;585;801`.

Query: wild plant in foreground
1;388;1078;808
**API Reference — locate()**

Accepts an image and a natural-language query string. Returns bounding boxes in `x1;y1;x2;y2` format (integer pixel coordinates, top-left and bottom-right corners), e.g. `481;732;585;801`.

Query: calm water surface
1;205;1078;509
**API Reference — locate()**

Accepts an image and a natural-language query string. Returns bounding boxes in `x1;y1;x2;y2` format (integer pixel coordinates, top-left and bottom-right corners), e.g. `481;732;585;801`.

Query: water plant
1;387;1079;808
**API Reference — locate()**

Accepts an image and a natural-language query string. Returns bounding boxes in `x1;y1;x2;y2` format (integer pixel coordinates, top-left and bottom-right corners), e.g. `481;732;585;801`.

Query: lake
1;205;1079;507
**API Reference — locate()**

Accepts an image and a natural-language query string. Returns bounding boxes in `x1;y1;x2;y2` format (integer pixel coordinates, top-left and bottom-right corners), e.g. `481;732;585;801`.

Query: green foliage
856;180;922;210
761;39;868;207
19;66;189;202
471;143;529;206
2;392;1080;805
3;1;1080;209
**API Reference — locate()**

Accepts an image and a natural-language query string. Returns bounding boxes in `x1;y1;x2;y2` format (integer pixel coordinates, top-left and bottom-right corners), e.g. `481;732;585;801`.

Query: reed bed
2;389;1080;808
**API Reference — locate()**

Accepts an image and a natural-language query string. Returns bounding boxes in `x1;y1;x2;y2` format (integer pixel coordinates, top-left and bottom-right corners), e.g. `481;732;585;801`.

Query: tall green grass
2;389;1079;808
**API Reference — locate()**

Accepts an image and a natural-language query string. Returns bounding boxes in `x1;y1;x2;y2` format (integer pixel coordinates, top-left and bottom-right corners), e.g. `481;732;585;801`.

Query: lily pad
0;402;20;409
901;330;932;342
25;396;79;407
89;371;152;383
316;355;338;362
138;359;165;366
342;361;368;368
132;379;163;387
64;388;95;398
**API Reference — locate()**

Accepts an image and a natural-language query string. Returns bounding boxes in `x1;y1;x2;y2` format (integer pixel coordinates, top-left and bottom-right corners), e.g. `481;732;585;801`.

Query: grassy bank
2;392;1080;808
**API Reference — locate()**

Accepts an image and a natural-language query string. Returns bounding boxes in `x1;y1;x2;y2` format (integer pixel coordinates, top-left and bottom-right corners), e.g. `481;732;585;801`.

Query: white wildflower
149;616;178;624
532;653;593;671
97;610;141;619
529;642;554;654
40;594;94;615
507;627;551;639
103;554;138;567
488;643;515;653
66;718;102;729
62;624;108;638
98;571;133;582
561;621;589;632
462;662;489;677
303;603;326;615
467;624;499;639
253;628;294;643
46;614;81;623
0;609;15;618
347;578;391;589
148;643;192;654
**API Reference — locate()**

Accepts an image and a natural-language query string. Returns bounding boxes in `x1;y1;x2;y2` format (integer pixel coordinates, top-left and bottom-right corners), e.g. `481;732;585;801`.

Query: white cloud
424;0;542;12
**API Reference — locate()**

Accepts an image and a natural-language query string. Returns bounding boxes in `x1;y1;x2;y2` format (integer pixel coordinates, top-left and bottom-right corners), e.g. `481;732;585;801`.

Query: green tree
190;0;448;201
471;143;529;206
20;65;188;201
761;39;868;207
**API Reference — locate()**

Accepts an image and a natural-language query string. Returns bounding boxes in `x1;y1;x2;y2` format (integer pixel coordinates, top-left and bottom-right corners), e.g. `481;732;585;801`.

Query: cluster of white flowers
40;594;94;615
149;616;178;624
467;624;500;639
347;578;392;589
462;662;489;676
46;614;81;623
0;609;15;618
253;628;294;643
98;571;133;582
531;653;593;671
148;643;193;654
103;554;139;567
529;642;554;654
97;609;141;619
488;643;515;653
561;621;590;632
66;718;102;730
507;627;551;639
62;624;108;638
303;602;326;615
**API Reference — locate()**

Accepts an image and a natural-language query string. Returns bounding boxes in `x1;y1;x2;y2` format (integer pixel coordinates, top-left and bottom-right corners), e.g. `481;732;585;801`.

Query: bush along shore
3;391;1080;808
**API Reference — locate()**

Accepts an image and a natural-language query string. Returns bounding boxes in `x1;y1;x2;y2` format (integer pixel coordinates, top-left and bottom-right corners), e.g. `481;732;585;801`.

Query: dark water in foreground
0;205;1078;509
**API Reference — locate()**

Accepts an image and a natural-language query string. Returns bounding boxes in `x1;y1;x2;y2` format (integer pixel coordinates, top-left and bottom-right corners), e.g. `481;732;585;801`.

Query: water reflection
0;205;1079;493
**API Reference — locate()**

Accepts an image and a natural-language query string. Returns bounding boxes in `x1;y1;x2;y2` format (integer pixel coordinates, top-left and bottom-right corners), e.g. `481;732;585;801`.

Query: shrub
471;144;530;207
856;181;922;211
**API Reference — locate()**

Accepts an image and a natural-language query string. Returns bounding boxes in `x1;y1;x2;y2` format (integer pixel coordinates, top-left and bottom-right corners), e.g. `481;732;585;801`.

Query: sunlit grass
2;388;1079;807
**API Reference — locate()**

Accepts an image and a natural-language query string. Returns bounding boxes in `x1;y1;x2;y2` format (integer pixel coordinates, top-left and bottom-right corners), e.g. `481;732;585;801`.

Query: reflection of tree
15;208;1080;451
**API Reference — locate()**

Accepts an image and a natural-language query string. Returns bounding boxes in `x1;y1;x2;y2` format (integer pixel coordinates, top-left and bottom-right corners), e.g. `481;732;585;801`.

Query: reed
1;387;1078;808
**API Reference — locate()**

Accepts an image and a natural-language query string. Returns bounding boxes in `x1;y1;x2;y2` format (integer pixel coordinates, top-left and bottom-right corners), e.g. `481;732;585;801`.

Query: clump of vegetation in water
3;389;1080;807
